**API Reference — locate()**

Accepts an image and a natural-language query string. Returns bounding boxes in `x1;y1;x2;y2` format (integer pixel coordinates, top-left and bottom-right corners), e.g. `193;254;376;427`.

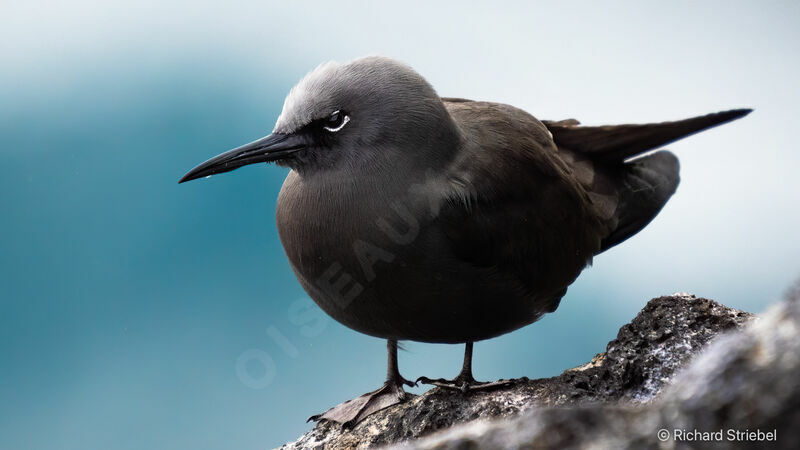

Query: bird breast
276;169;425;309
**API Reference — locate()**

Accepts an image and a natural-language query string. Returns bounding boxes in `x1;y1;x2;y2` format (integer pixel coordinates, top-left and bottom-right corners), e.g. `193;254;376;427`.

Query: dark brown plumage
180;56;750;427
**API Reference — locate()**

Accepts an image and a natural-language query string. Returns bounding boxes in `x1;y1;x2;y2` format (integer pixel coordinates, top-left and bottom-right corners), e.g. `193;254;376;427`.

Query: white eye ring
323;113;350;132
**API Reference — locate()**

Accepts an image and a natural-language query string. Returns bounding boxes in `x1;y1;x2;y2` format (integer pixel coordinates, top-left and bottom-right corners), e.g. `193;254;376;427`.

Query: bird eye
323;110;350;132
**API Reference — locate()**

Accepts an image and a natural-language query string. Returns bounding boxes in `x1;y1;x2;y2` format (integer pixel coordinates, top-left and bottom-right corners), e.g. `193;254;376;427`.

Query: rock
281;294;754;449
398;293;800;450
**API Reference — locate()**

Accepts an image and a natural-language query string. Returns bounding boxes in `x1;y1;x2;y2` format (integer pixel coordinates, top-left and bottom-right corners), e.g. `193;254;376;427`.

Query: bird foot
416;375;515;393
308;376;416;428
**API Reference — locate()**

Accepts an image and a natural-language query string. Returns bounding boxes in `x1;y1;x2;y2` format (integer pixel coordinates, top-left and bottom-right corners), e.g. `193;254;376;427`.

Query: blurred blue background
1;1;798;449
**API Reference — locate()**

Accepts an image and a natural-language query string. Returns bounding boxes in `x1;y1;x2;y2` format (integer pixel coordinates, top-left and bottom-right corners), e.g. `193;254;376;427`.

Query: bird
179;56;750;427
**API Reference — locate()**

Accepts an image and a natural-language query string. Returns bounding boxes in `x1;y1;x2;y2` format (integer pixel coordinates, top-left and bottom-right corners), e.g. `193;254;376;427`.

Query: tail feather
545;109;751;162
599;151;680;251
547;108;750;252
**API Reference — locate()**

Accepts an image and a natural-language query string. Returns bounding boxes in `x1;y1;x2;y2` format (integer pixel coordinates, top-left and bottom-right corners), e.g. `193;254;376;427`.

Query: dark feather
543;109;752;162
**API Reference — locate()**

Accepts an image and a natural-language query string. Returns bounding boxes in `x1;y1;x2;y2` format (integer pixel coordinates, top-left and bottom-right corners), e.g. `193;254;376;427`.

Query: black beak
179;133;307;183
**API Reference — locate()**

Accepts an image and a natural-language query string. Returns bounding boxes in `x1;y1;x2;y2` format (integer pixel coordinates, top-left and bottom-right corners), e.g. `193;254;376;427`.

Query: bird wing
541;109;751;162
437;100;750;292
437;99;606;307
541;109;750;250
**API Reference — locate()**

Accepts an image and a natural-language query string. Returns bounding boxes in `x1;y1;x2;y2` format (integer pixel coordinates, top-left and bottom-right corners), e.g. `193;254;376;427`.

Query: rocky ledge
282;291;800;449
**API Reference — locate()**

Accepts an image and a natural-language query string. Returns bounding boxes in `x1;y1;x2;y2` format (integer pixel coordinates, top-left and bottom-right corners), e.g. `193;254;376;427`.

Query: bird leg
417;342;514;392
308;339;415;428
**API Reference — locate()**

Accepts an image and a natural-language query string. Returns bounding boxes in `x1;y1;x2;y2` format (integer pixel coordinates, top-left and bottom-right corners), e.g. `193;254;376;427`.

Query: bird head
179;56;458;183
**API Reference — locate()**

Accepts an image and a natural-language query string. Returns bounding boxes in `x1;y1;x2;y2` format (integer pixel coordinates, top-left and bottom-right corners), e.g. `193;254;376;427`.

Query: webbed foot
308;340;414;428
416;374;514;392
416;341;515;393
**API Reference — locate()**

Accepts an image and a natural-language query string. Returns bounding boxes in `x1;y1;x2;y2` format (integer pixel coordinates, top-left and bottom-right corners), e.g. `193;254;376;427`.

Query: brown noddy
179;56;751;427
